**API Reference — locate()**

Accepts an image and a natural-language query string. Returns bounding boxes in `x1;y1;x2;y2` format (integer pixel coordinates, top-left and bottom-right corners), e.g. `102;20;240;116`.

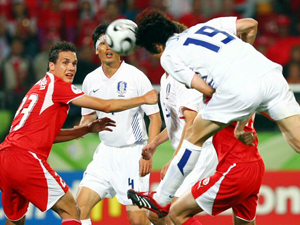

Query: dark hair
136;8;180;54
47;41;76;70
92;24;109;49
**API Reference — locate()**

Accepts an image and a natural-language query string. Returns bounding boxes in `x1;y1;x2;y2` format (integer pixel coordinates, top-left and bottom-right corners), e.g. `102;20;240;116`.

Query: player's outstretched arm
54;117;116;143
72;89;158;113
236;18;258;45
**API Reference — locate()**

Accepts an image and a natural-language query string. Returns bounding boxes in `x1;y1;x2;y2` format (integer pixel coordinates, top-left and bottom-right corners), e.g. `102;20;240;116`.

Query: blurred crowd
0;0;300;112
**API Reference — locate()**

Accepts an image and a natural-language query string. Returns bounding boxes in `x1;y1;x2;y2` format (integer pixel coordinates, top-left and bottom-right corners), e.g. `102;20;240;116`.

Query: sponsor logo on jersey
117;81;127;97
71;85;83;94
39;77;47;90
166;83;171;99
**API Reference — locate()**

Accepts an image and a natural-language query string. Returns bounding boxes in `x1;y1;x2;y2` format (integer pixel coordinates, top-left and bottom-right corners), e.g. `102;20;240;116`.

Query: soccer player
128;9;295;224
138;71;218;225
0;41;158;225
75;24;161;225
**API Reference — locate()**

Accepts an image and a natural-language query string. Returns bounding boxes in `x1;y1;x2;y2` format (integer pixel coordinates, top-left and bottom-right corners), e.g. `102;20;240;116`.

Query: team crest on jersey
166;83;171;99
71;85;83;94
117;81;127;97
39;77;47;90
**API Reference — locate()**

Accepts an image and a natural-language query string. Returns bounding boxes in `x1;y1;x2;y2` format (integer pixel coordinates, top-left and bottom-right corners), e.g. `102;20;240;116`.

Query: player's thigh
51;190;79;219
76;186;102;215
169;189;203;221
186;114;226;146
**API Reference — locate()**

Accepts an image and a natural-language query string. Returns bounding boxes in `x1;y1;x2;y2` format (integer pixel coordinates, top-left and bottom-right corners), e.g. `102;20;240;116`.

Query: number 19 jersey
0;72;84;159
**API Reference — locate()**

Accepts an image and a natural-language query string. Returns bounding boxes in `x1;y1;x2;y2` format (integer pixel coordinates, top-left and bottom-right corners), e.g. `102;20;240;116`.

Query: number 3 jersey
0;72;84;159
161;17;281;89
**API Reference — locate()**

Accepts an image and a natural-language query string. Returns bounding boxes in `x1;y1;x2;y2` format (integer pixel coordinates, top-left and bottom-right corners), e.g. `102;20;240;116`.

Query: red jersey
0;73;84;159
212;114;261;165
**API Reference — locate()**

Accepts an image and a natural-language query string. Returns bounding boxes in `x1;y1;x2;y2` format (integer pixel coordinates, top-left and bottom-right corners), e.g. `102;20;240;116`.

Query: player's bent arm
151;128;170;148
190;74;215;97
54;117;115;143
236;18;258;45
147;112;162;143
72;90;158;113
173;108;198;158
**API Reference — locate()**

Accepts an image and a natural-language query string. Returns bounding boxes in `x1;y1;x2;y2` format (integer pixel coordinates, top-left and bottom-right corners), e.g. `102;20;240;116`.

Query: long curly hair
136;8;180;54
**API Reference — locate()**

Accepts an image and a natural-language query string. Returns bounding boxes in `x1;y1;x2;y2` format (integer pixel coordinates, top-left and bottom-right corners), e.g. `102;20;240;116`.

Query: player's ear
49;62;55;71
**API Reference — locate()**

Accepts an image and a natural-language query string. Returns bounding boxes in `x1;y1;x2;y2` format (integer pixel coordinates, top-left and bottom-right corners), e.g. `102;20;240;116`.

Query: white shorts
79;142;150;205
175;139;218;197
202;68;300;123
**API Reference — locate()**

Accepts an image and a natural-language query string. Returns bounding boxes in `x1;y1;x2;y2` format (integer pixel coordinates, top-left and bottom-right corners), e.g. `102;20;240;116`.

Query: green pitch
49;131;300;171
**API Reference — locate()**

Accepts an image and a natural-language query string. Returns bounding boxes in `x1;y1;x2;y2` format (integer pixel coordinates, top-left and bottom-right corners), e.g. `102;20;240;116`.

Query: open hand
88;117;116;133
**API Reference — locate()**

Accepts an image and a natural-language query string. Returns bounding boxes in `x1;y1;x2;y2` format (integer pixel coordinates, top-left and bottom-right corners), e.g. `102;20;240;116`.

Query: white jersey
82;61;159;147
161;17;281;89
160;73;204;149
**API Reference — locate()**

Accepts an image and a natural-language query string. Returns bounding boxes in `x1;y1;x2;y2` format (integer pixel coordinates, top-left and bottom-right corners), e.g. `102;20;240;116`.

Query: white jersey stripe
40;73;54;115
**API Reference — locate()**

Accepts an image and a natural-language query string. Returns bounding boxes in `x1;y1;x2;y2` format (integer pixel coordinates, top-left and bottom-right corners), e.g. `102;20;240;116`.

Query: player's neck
102;61;122;78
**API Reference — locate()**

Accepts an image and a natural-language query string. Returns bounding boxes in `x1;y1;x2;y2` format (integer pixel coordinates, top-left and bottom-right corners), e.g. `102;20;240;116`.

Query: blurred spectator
166;0;191;20
235;0;256;18
0;17;11;66
285;61;300;84
212;0;242;18
283;45;300;77
0;38;34;111
77;0;98;47
96;1;125;24
254;35;273;56
0;0;12;19
37;0;63;49
73;45;98;84
178;0;207;28
149;0;174;20
7;0;38;57
62;0;79;43
123;0;140;21
33;37;58;81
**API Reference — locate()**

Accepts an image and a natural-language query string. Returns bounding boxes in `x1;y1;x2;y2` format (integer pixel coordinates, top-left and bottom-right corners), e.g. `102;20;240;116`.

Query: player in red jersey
168;114;264;225
0;41;157;225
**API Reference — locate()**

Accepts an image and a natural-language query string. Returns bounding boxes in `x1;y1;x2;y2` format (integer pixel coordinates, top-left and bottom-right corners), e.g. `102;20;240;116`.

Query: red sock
182;217;202;225
62;219;82;225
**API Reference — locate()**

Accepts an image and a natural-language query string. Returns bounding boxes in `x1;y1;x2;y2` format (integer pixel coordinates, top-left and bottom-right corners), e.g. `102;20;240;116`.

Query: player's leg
76;186;102;224
169;189;203;225
233;215;256;225
185;114;226;147
51;190;81;224
276;114;300;153
5;217;26;225
126;205;151;225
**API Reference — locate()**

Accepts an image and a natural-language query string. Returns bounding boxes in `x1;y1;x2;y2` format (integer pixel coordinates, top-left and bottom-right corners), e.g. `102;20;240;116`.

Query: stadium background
1;0;300;224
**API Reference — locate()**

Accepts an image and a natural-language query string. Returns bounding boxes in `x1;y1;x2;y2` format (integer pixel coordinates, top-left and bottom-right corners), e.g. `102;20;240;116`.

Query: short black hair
92;24;109;49
48;41;76;70
136;8;180;54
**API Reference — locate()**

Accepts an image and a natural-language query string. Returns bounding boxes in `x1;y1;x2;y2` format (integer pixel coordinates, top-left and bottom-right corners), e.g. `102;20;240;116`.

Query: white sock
81;219;92;225
153;140;202;206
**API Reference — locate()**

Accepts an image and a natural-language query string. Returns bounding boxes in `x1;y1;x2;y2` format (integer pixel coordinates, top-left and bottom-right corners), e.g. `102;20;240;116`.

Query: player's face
96;35;120;66
49;51;77;84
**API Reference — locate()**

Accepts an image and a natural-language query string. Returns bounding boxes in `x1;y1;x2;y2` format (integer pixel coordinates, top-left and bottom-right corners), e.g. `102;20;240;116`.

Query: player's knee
168;206;179;224
147;211;162;224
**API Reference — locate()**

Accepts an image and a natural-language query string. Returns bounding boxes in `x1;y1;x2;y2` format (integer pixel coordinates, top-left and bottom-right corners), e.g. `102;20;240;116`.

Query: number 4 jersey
0;72;85;159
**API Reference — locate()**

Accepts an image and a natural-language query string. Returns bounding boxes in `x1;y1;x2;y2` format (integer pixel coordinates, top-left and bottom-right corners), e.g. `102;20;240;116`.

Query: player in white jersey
136;72;218;225
75;24;161;225
133;9;300;225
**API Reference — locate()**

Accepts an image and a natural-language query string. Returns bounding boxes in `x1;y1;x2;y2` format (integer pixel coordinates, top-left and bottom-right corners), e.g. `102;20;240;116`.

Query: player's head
172;21;188;33
92;23;121;64
48;41;77;84
136;8;179;56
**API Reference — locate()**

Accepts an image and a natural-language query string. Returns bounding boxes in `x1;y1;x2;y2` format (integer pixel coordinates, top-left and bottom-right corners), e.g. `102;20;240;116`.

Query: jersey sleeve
136;71;160;116
161;53;195;88
206;17;237;35
81;76;96;116
53;79;84;104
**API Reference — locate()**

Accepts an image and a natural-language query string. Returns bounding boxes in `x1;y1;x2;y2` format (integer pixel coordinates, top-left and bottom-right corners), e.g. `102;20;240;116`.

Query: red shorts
191;160;265;221
0;148;69;221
